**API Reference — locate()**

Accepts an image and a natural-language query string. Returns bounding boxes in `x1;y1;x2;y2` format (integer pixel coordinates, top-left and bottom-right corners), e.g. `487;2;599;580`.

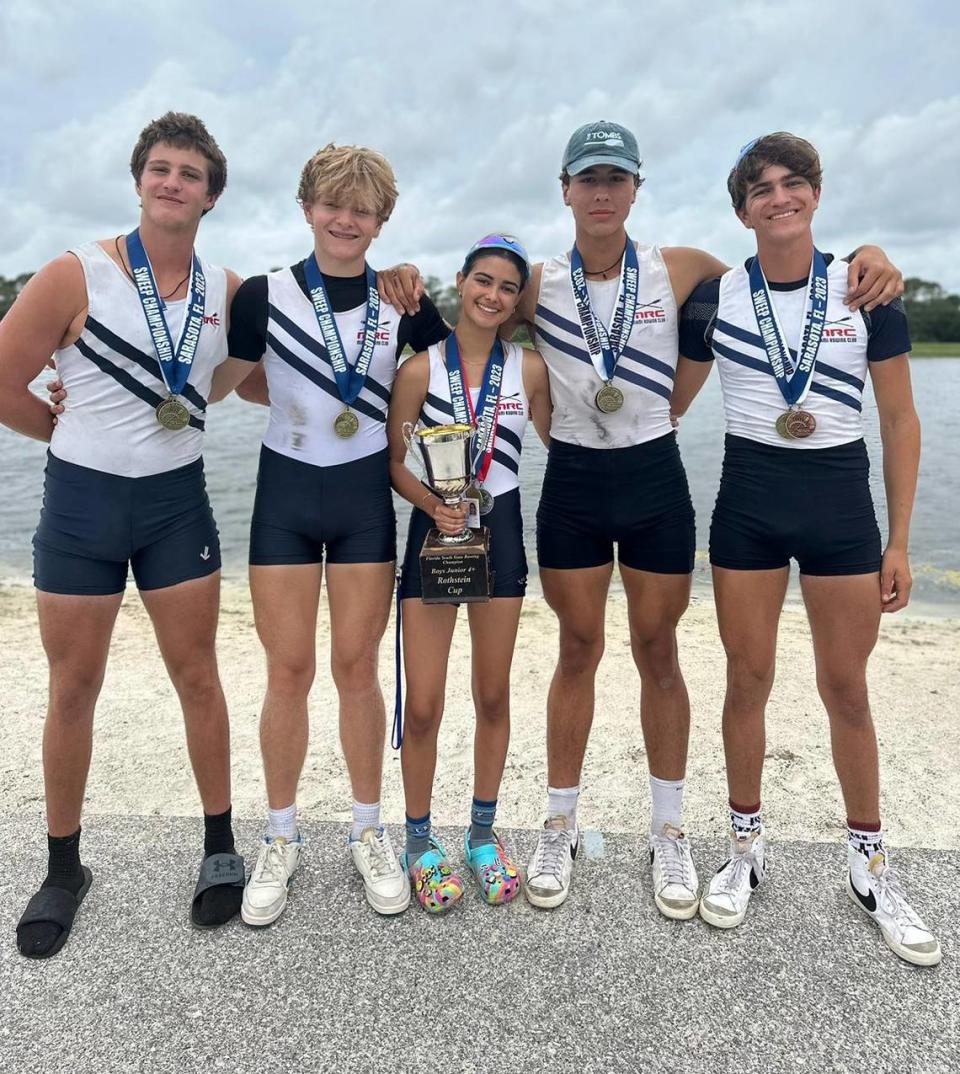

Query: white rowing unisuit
534;242;678;449
260;268;404;467
52;242;228;477
417;340;528;498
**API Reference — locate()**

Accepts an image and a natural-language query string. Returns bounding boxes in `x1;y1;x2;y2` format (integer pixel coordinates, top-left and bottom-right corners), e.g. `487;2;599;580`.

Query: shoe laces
254;839;289;885
652;824;693;887
872;860;927;929
717;840;762;894
530;824;572;881
363;829;395;880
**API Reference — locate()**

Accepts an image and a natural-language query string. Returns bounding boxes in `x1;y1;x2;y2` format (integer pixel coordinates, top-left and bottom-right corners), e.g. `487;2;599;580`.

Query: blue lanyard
748;249;828;407
126;228;205;396
302;254;381;406
444;331;505;484
570;238;640;381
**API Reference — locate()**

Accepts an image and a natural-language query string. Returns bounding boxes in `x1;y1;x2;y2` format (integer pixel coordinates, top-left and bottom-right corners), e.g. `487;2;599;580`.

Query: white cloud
2;1;958;296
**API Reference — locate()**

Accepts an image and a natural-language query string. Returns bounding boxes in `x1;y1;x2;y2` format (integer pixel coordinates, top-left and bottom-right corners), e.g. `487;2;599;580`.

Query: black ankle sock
194;808;241;928
203;807;235;858
42;829;85;896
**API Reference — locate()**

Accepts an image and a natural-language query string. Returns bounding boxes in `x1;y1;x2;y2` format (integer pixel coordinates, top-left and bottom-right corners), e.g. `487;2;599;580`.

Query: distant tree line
0;271;956;343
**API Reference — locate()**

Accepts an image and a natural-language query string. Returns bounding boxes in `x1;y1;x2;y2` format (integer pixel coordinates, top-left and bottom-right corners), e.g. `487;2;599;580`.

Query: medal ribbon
126;228;205;397
444;331;505;485
748;248;828;407
569;238;640;383
302;253;381;406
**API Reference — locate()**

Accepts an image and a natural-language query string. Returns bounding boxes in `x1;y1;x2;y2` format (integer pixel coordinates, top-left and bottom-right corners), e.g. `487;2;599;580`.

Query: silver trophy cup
403;422;474;545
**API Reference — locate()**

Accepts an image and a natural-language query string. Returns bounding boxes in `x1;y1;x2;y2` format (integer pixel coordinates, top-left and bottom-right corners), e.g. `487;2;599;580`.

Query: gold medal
775;412;793;439
785;409;816;439
595;383;624;414
156;396;191;431
333;408;360;438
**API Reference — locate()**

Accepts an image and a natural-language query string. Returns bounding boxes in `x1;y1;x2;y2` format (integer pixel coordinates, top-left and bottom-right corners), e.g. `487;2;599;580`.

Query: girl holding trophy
388;235;551;912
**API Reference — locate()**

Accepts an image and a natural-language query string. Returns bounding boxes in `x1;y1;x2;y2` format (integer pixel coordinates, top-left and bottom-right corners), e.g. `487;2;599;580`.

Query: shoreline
2;580;957;850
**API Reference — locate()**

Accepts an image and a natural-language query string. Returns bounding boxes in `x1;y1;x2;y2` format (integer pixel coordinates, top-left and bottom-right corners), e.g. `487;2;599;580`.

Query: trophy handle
402;421;424;474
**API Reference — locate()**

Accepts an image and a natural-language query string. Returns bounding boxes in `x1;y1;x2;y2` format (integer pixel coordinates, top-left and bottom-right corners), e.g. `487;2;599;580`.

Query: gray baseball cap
562;121;641;176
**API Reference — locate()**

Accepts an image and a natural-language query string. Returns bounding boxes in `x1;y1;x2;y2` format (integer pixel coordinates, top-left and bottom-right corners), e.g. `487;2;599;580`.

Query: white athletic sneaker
241;834;302;927
846;849;942;966
699;829;766;929
349;826;410;915
649;823;700;920
525;815;579;909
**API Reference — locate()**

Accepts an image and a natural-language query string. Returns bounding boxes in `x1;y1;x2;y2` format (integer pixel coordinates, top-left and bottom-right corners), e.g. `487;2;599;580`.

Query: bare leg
620;566;692;781
712;566;790;807
141;572;231;815
801;573;882;824
325;561;395;804
399;599;458;819
540;564;612;787
37;591;123;836
249;563;322;810
466;597;523;801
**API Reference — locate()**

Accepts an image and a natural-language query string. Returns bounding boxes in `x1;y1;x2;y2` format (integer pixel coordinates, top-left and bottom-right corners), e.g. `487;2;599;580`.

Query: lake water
1;358;958;615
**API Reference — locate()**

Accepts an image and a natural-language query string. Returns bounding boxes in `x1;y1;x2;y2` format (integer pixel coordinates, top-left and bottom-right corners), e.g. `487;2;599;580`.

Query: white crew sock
729;801;763;839
267;803;299;841
650;775;685;836
351;799;381;841
547;785;581;831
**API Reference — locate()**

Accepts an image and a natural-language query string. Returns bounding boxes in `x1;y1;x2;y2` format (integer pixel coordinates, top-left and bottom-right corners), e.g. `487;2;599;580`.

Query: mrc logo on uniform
356;326;393;345
822;317;859;343
634;300;667;326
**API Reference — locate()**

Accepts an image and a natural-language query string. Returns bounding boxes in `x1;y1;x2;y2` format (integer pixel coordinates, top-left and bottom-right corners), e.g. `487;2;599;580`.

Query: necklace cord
115;236;190;299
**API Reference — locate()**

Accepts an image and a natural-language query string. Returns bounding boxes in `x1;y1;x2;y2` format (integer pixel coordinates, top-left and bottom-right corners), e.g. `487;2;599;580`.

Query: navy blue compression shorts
536;433;695;574
249;445;396;566
709;435;882;575
399;486;527;600
33;453;220;595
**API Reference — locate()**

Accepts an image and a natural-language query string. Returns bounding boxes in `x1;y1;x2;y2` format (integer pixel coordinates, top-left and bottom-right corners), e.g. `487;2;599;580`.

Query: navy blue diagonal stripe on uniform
809;383;862;411
268;304;392;406
424;392;454;417
74;338;205;430
493;448;519;474
496;425;523;454
714;319;799;366
85;316;207;412
712;339;771;376
815;361;864;391
266;331;386;423
620;343;676;382
535;304;584;338
535;324;592;365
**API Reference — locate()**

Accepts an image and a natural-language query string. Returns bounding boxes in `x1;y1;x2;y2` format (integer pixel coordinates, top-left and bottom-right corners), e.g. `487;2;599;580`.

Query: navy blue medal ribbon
748;248;828;408
569;238;640;383
444;331;505;485
302;253;380;408
126;228;205;399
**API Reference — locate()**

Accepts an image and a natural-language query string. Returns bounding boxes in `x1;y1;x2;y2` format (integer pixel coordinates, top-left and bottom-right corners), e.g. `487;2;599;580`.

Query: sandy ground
1;581;957;849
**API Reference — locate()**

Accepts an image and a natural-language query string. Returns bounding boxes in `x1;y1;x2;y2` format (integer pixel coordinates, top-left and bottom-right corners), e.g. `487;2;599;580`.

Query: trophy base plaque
419;527;491;604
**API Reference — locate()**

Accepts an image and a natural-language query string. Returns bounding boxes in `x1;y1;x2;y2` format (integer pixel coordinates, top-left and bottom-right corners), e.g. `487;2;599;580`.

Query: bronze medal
785;409;816;439
775;412;793;439
595;383;624;414
478;487;495;516
156;396;191;431
333;408;360;439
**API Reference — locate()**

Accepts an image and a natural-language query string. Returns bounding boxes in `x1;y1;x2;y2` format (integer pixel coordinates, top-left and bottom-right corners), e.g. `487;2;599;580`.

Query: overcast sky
2;1;958;292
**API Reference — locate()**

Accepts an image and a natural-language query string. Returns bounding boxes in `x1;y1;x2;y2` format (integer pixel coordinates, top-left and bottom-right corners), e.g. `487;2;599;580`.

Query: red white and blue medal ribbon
444;331;504;486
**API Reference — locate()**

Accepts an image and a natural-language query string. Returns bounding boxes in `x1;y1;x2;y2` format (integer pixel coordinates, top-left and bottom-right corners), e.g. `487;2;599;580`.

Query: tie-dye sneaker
464;830;521;905
401;837;464;914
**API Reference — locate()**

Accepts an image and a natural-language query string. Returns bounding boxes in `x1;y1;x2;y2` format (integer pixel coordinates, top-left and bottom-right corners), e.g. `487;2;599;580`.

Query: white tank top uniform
711;259;873;447
261;268;404;467
51;242;228;477
417;340;529;500
534;242;677;449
